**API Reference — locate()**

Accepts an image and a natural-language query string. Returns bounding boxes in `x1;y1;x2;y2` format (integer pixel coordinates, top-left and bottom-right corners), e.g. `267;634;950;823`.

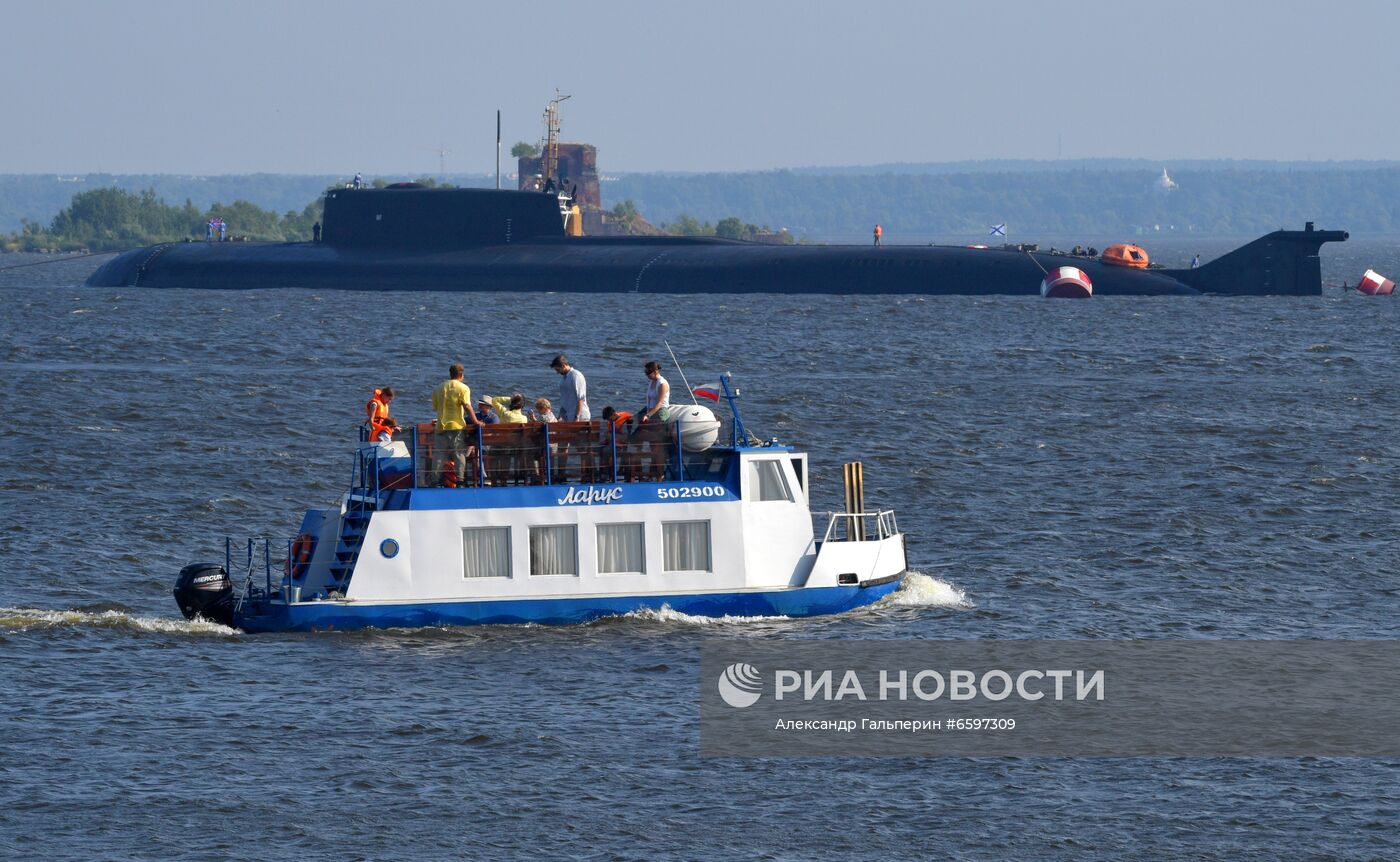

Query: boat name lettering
556;486;625;506
657;486;726;500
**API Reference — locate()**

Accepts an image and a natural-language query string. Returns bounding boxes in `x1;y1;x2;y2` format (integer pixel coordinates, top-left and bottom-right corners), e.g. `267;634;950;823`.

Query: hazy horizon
3;0;1396;175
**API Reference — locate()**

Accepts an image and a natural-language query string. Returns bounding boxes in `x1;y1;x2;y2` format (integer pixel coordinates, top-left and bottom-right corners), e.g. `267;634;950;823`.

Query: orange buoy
1102;244;1149;269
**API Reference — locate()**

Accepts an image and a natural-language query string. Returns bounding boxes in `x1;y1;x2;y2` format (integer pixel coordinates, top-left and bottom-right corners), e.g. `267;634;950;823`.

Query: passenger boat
173;376;907;633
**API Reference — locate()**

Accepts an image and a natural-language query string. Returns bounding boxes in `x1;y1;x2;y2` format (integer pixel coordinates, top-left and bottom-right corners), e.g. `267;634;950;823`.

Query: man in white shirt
550;354;590;421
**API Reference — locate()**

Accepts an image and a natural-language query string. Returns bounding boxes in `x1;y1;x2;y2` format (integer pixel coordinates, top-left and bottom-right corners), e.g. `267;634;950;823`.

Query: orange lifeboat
1101;243;1149;269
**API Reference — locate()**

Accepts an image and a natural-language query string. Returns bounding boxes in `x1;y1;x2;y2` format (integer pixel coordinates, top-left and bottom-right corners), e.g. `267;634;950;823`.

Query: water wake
0;606;236;636
606;604;792;626
879;571;972;609
597;571;970;627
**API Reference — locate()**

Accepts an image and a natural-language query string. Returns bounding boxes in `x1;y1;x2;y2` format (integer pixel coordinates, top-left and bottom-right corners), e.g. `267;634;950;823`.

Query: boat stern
804;509;907;590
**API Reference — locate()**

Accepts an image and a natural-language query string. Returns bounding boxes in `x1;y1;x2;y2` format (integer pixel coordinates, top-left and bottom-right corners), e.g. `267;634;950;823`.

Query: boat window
789;458;805;491
749;459;793;502
529;525;578;577
663;521;712;572
597;523;646;575
462;527;511;578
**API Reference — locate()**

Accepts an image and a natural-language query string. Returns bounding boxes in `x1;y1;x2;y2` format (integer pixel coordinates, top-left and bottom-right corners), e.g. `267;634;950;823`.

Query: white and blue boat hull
234;575;903;633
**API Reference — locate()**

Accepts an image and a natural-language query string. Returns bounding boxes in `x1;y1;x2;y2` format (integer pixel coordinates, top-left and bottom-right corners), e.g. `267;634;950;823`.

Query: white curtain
663;521;711;572
750;460;792;502
530;525;578;576
597;523;645;574
462;527;510;578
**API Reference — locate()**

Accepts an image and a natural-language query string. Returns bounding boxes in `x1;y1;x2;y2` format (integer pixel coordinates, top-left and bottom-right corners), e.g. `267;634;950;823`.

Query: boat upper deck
358;416;768;504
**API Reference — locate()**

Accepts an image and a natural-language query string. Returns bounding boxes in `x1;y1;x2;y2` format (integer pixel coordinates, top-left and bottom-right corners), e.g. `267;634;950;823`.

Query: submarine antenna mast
495;109;501;190
544;89;571;187
423;144;449;178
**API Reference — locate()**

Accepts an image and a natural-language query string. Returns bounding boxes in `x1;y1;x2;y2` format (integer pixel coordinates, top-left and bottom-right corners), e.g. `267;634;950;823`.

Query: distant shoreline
4;164;1400;237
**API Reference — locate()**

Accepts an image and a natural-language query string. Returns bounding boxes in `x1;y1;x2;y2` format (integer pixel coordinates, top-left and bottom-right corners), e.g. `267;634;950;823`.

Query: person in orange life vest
365;387;400;442
874;224;882;246
601;406;633;428
601;406;637;480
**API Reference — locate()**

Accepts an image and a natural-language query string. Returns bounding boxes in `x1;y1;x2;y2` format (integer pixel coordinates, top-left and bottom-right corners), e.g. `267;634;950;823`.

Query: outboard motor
173;563;235;626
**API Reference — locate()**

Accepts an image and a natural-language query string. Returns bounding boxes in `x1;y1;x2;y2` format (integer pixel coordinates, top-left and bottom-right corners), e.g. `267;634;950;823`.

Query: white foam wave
0;607;237;636
609;604;792;626
880;571;972;609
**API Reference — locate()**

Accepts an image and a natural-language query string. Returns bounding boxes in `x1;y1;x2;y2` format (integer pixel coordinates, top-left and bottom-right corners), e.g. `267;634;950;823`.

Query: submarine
86;185;1347;296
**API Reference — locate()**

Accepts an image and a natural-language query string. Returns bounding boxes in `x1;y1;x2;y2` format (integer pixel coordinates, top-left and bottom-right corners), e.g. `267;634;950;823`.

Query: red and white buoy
1357;269;1396;296
1040;265;1093;299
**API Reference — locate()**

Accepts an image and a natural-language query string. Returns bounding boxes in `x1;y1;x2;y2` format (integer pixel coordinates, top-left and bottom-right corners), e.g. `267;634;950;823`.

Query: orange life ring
284;533;316;579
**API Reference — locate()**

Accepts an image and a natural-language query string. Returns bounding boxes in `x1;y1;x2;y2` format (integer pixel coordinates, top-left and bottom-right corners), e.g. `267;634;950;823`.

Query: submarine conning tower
322;187;566;249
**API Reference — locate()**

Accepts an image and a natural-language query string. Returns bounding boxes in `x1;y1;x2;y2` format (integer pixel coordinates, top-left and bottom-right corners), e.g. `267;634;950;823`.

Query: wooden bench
479;423;546;486
544;421;614;484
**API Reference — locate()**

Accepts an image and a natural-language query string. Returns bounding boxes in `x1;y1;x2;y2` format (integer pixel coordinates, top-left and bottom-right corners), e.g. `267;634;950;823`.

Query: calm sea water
3;238;1400;861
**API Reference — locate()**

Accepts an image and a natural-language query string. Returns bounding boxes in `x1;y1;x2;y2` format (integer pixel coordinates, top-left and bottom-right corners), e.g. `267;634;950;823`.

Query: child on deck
531;397;557;423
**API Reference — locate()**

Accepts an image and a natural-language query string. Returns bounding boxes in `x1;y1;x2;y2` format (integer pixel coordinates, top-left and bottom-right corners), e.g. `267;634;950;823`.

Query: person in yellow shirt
485;393;529;424
431;364;481;487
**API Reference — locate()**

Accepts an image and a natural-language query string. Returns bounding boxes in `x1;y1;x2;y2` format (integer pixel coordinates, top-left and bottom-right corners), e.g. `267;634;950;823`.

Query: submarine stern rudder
1166;223;1348;296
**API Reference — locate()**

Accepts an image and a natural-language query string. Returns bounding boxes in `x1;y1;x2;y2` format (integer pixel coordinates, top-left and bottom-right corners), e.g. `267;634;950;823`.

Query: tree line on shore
605;168;1400;236
9;163;1400;252
1;188;321;252
0;178;464;252
1;184;795;252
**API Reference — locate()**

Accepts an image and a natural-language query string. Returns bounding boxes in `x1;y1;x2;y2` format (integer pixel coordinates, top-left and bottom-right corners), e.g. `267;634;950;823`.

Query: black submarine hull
84;188;1348;296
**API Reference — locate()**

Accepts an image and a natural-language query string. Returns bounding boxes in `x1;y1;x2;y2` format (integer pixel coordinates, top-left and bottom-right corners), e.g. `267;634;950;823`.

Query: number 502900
657;486;725;499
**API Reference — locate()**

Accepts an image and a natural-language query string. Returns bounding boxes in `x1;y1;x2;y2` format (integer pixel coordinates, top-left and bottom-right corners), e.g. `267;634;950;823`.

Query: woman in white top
638;360;673;480
642;360;671;423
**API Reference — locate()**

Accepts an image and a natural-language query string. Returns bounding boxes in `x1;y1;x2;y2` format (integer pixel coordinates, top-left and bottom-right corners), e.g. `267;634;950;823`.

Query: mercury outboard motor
173;563;235;626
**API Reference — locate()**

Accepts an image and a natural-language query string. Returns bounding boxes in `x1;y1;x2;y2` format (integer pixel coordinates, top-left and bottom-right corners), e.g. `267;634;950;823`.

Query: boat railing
226;536;298;611
392;418;713;489
820;510;899;543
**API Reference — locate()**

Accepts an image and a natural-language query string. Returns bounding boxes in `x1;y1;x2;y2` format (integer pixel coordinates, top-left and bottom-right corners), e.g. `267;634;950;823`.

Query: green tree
511;141;540;159
609;199;640;232
665;213;713;237
715;216;746;239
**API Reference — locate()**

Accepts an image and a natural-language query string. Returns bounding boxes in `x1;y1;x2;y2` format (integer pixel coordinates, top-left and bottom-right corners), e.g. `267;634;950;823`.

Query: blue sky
2;0;1394;174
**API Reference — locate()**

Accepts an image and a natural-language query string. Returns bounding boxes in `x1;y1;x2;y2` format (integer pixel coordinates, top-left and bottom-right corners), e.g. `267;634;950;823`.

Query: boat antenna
719;372;749;446
495;109;501;190
664;340;699;405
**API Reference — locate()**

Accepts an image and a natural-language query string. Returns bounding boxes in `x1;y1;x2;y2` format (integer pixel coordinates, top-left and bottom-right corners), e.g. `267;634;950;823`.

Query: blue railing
394;418;717;489
226;536;298;610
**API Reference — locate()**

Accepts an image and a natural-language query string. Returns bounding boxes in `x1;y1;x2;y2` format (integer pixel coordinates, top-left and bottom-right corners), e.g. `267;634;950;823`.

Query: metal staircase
326;445;382;594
